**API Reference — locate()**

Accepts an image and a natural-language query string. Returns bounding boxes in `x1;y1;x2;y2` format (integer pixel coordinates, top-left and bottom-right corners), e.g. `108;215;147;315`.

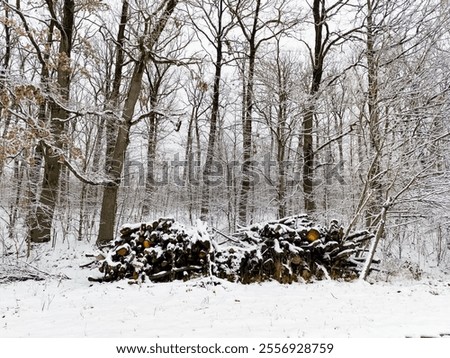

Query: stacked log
90;215;377;284
89;218;212;283
214;215;375;284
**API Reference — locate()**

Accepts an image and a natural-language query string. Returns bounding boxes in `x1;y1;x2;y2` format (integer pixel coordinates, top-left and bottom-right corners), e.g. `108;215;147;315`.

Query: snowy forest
2;0;450;341
1;0;450;280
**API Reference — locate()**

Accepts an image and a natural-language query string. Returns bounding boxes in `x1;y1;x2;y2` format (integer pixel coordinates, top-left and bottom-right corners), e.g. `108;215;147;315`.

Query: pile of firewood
214;215;375;283
89;218;212;283
89;215;376;284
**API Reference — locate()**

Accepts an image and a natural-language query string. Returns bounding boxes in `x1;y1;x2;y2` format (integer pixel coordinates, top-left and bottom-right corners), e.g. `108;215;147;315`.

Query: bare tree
23;0;76;243
255;38;300;218
227;0;299;225
299;0;361;214
96;0;180;246
186;0;235;222
0;0;12;177
350;0;450;276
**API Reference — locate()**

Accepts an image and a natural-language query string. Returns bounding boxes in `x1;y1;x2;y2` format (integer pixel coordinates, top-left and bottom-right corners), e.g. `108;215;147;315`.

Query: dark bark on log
90;215;378;284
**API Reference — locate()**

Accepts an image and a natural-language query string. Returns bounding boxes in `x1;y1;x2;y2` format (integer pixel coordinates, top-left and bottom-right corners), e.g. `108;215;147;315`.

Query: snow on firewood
90;217;213;284
215;214;377;284
90;214;378;284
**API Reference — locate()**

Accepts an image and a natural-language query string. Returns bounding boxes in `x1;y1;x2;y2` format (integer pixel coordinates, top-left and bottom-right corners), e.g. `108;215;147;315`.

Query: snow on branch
40;141;116;187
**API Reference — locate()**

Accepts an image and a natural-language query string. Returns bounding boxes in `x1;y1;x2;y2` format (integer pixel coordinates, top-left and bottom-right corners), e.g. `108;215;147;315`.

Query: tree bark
237;0;261;226
302;0;327;214
275;43;288;219
105;0;129;173
200;0;225;222
360;198;389;280
365;0;383;228
0;0;12;176
96;0;179;246
29;0;74;243
25;16;54;244
142;85;159;217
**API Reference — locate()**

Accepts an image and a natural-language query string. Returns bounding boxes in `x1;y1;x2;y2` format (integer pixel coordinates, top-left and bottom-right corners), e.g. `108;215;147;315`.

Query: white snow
1;242;449;338
273;239;283;254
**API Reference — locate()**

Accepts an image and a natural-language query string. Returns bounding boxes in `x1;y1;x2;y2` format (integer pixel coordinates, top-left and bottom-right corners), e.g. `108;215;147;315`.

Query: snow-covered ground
2;276;450;338
1;241;449;339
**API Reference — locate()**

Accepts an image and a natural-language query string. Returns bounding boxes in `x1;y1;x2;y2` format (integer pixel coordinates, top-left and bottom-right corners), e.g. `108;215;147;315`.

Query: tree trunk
105;0;129;173
302;107;316;213
96;0;179;246
184;77;206;223
29;0;74;243
142;92;158;217
276;43;288;219
8;158;24;241
97;59;145;245
365;0;383;228
238;47;256;225
234;0;263;226
302;0;326;214
200;1;224;222
360;199;389;280
0;0;12;177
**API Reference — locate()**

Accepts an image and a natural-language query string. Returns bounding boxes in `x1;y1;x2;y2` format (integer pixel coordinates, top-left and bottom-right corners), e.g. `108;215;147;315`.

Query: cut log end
116;247;129;256
306;228;320;242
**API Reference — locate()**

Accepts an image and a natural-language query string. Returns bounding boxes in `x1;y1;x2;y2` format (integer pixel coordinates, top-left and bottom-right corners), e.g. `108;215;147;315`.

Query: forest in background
1;0;449;275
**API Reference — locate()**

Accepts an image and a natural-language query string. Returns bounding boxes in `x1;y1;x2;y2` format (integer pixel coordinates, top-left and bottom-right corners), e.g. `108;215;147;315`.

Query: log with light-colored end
116;247;129;256
306;228;320;242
